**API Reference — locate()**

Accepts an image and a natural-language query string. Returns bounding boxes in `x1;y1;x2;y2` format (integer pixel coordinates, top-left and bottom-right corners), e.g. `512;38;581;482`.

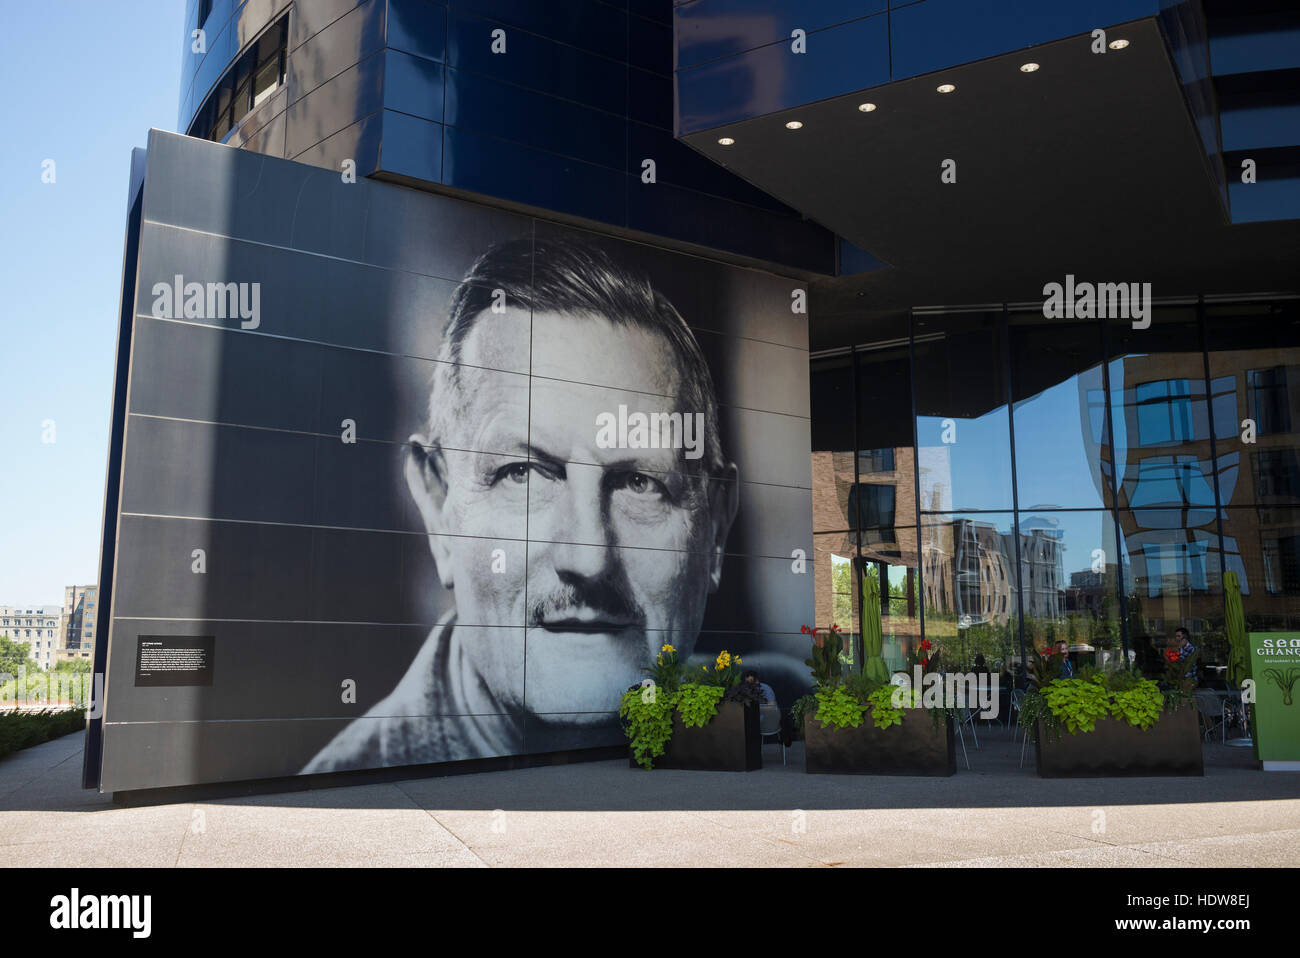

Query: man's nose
547;468;615;579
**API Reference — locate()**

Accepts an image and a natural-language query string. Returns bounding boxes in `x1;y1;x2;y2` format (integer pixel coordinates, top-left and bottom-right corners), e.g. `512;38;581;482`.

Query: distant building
0;605;65;669
62;585;99;660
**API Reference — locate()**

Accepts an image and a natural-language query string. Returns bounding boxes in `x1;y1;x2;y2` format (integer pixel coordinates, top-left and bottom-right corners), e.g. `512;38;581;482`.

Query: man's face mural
407;307;738;722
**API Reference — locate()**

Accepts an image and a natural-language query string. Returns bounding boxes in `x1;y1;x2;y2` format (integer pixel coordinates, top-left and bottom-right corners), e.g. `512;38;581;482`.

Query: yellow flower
735;656;742;665
702;665;708;672
716;651;732;668
661;644;675;654
656;655;663;666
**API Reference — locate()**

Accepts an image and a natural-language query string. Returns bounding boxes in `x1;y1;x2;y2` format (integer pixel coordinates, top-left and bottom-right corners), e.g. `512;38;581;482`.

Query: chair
758;703;785;765
1007;690;1032;768
958;706;981;749
1194;691;1226;743
953;718;973;771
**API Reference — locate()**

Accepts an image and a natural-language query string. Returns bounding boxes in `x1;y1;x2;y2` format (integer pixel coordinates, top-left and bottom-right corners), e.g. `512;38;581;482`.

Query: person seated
1055;640;1074;679
742;669;778;710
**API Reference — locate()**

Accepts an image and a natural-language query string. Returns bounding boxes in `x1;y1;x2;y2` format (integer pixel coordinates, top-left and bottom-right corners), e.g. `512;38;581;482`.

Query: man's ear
706;462;740;592
405;433;454;589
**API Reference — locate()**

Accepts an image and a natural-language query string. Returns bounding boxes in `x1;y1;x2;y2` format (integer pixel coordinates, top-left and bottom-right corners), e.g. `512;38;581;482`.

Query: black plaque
135;635;215;687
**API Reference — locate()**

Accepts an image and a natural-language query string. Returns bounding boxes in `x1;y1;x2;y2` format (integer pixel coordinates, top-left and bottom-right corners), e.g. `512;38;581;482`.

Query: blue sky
0;1;182;602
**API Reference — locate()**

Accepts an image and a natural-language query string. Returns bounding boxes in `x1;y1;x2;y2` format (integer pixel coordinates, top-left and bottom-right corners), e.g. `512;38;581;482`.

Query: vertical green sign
1248;632;1300;770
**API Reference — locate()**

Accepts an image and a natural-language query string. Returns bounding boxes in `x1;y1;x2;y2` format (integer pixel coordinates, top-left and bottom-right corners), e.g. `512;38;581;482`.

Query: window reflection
810;354;854;533
807;298;1300;687
813;533;858;639
862;528;921;673
913;312;1013;512
1009;314;1110;509
1117;509;1224;678
1205;300;1300;509
921;513;1019;671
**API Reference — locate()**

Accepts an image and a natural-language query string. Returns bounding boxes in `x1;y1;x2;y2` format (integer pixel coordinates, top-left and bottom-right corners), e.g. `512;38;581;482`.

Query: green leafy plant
1162;646;1198;697
813;685;867;729
790;694;817;735
1040;678;1111;733
866;684;914;730
1018;688;1060;744
0;708;86;761
676;683;725;727
1024;668;1173;743
1109;679;1163;730
1029;644;1065;687
802;624;844;688
620;686;675;770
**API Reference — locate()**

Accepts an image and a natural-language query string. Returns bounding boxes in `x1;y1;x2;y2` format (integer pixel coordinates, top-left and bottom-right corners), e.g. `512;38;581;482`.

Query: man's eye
494;463;532;485
618;472;668;498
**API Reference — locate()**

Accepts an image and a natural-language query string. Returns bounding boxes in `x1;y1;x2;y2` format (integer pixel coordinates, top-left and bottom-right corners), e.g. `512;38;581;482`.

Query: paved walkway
2;731;1298;867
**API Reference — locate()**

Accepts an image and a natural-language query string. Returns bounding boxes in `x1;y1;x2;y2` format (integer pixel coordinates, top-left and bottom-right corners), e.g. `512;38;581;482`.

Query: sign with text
1247;632;1300;770
135;636;215;687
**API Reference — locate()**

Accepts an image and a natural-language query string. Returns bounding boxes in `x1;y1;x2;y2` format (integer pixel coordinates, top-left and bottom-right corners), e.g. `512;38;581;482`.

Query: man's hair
1175;627;1189;638
742;669;758;681
425;237;726;476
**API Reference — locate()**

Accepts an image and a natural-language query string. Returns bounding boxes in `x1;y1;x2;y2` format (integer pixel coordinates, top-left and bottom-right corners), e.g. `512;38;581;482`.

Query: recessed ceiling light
785;120;803;130
936;83;956;94
858;102;877;113
717;137;735;146
1109;38;1129;50
1020;62;1040;73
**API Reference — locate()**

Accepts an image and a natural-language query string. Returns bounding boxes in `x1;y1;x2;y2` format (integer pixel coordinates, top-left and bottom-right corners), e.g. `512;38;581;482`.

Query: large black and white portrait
305;237;751;770
99;135;812;790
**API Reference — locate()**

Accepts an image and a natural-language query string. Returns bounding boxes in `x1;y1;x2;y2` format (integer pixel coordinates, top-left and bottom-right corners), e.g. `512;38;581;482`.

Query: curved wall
176;0;839;274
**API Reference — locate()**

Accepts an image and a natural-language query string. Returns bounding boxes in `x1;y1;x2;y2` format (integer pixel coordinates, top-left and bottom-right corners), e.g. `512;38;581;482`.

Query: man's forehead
457;306;531;371
528;309;683;397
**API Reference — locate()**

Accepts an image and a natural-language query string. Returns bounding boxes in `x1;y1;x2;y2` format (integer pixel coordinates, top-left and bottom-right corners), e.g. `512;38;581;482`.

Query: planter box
630;701;762;771
804;710;955;776
1035;707;1203;777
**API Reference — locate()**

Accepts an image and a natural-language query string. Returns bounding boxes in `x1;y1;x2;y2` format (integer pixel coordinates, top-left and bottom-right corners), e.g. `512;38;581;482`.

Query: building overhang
678;17;1300;349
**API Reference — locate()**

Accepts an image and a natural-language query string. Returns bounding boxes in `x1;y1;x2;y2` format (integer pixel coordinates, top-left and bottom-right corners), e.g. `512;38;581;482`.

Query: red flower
921;658;929;668
919;639;932;652
801;625;810;635
1165;649;1180;663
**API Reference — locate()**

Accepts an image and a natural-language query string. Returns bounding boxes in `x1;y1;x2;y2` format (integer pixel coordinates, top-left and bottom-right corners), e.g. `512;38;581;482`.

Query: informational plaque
134;635;215;687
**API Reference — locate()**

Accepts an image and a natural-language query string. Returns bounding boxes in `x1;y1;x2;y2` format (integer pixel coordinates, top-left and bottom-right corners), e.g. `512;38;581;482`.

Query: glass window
854;327;916;527
252;57;281;108
813;533;859;647
862;528;921;674
1106;307;1214;516
1205;300;1300;509
848;483;895;531
1116;507;1223;679
921;513;1020;671
913;311;1013;512
810;354;855;534
188;13;289;141
1009;312;1110;509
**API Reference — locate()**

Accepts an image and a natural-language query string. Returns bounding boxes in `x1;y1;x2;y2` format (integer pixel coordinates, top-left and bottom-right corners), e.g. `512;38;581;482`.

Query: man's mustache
529;580;645;630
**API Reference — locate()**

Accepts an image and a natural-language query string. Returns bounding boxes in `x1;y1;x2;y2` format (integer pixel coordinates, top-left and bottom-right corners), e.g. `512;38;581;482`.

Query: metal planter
631;701;762;771
804;710;956;776
1035;707;1204;777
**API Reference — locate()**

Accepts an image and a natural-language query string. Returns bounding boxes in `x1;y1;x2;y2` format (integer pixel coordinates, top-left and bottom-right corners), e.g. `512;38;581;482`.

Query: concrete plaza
2;730;1298;867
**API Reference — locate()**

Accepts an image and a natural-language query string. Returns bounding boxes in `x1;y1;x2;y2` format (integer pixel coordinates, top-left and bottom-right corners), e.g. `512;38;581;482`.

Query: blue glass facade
178;0;840;272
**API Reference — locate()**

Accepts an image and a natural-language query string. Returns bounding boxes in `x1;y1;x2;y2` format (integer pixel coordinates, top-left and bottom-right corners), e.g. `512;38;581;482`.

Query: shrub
0;709;86;761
